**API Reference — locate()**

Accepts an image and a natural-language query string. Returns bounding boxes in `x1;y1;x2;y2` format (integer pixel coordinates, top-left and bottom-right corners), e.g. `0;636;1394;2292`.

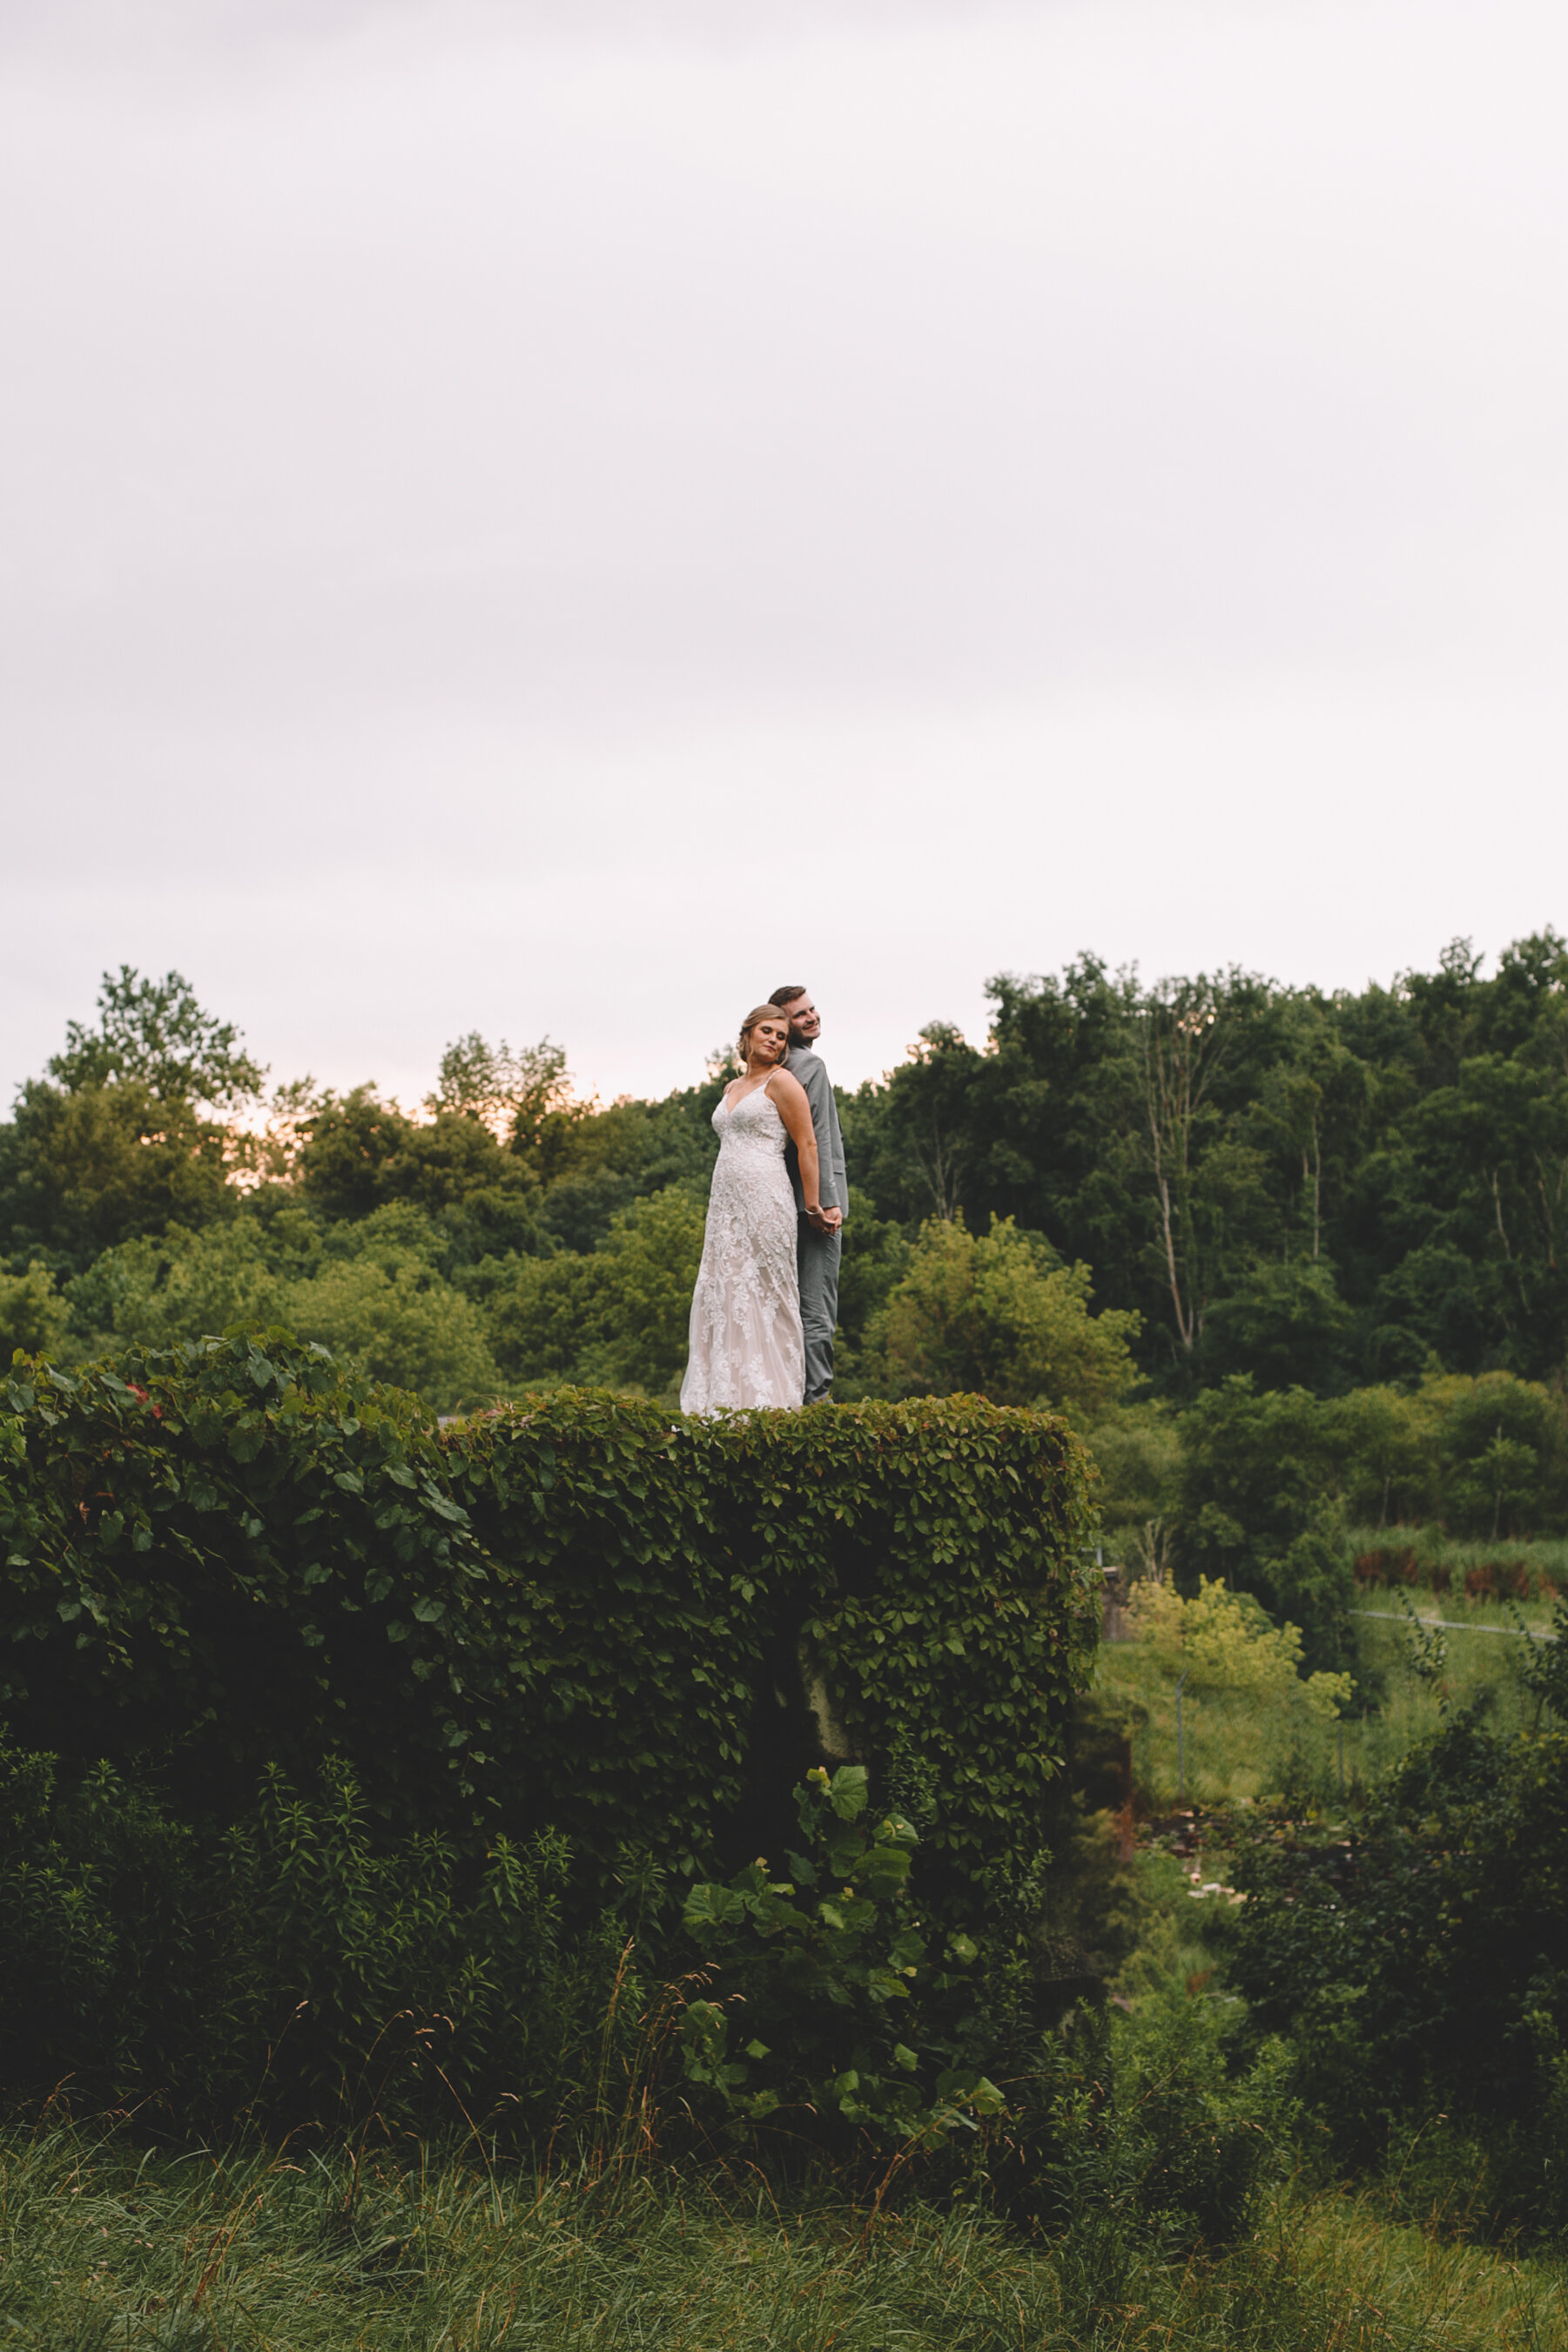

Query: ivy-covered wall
0;1337;1098;1893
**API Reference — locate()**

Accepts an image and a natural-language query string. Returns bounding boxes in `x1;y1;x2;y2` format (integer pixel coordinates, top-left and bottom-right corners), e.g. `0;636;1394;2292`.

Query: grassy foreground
3;2125;1568;2352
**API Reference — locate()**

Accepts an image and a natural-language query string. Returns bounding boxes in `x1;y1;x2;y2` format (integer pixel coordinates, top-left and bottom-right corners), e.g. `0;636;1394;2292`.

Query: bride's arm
767;1071;831;1226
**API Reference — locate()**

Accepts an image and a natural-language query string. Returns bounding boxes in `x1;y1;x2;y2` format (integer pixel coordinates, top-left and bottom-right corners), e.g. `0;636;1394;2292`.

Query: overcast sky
3;0;1565;1107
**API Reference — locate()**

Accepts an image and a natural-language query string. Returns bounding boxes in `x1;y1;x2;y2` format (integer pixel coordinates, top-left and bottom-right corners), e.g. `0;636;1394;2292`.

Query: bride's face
747;1017;791;1067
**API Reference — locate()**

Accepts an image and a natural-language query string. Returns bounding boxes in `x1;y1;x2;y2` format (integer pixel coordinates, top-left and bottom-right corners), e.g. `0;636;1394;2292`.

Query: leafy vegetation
0;1336;1098;2147
0;1342;1095;1886
0;1740;640;2139
1226;1716;1568;2185
8;953;1568;2338
679;1762;1003;2146
7;945;1568;1659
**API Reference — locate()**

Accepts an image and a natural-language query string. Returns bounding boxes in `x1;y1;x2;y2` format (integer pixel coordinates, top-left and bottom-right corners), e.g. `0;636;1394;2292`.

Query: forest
4;937;1566;1658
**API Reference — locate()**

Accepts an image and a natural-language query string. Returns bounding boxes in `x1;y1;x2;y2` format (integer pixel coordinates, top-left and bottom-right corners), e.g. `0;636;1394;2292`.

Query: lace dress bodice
679;1082;805;1412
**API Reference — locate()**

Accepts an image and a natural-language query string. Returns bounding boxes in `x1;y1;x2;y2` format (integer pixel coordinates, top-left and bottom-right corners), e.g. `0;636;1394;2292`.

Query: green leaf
683;1882;748;1937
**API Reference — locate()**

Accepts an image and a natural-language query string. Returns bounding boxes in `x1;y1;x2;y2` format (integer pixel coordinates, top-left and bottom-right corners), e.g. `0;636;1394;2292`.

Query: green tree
64;1218;294;1353
48;966;266;1110
872;1215;1140;1420
0;1078;236;1270
846;1023;989;1224
424;1031;572;1142
1080;1400;1182;1560
0;971;261;1270
1409;1052;1568;1379
832;1189;912;1398
1423;1370;1561;1538
582;1186;708;1394
289;1088;541;1238
1324;1384;1438;1527
289;1261;497;1412
1172;1378;1351;1663
482;1184;705;1398
480;1251;598;1387
279;1203;498;1410
1201;1260;1355;1394
63;1204;499;1413
530;1095;717;1253
0;1263;70;1360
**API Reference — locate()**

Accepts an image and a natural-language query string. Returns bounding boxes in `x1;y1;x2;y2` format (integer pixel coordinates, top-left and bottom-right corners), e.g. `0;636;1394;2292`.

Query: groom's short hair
768;985;807;1009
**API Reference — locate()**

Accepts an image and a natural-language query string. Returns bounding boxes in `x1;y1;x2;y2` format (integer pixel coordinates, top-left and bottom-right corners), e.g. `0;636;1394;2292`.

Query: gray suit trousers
797;1219;841;1405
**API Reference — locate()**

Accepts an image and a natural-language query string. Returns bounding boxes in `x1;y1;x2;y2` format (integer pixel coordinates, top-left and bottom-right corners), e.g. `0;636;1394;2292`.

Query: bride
680;1004;834;1413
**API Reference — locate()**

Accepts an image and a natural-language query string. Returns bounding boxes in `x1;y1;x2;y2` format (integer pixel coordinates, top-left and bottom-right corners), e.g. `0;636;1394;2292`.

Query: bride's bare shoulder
765;1066;808;1108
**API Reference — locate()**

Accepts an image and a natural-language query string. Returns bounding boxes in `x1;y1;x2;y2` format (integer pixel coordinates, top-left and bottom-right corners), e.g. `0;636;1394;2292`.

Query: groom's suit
783;1043;847;1405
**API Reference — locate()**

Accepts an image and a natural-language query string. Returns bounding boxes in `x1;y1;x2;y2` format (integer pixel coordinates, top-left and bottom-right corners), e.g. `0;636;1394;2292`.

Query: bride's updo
738;1003;791;1061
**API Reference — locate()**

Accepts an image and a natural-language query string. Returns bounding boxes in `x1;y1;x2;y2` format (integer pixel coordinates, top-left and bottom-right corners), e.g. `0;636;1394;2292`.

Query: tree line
3;941;1566;1654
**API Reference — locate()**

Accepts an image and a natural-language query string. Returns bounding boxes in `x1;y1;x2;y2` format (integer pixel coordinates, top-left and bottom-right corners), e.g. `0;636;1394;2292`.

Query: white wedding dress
680;1083;805;1412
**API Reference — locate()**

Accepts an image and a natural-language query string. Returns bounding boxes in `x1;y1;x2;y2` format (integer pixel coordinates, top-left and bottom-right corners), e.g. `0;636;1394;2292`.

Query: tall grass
3;2123;1566;2352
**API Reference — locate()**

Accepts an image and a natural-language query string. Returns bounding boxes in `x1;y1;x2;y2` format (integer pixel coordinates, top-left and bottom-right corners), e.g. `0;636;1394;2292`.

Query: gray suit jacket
784;1045;848;1219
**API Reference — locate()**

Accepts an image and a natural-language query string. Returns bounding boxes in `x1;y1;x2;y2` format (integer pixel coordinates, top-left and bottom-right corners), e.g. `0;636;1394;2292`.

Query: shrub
0;1735;637;2136
1126;1577;1352;1720
1226;1715;1568;2232
990;1987;1291;2252
679;1762;1002;2149
0;1338;1098;1908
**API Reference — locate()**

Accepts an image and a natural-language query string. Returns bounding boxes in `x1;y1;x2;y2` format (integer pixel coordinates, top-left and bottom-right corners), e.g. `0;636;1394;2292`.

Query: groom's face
783;993;821;1045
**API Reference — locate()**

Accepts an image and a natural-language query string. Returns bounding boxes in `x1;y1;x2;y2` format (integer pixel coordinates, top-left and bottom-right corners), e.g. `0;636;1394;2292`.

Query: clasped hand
805;1203;843;1234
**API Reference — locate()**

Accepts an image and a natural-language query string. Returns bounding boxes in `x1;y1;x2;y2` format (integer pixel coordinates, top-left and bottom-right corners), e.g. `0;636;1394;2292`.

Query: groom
768;984;846;1405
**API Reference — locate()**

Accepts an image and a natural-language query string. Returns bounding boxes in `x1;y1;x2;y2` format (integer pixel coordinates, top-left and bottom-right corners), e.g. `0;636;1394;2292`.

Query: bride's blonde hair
738;1004;791;1061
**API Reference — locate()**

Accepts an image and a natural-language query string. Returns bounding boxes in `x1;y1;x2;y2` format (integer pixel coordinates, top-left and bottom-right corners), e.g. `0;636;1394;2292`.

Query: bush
1127;1577;1352;1719
0;1735;639;2136
0;1338;1098;1906
1225;1715;1568;2232
990;1987;1290;2254
679;1762;1001;2149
